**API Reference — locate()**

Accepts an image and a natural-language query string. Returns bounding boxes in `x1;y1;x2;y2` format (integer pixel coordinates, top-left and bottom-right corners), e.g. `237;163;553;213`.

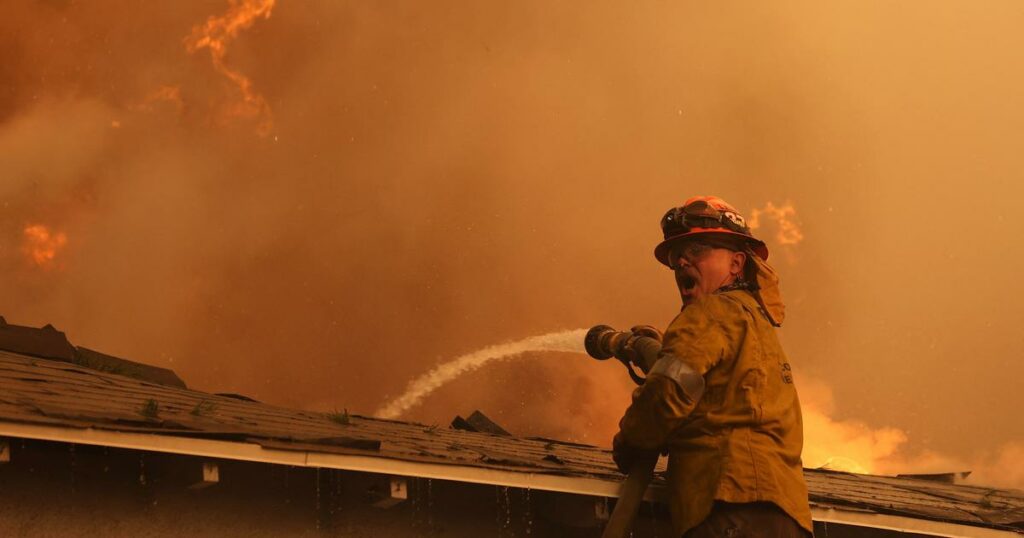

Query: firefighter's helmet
654;196;768;267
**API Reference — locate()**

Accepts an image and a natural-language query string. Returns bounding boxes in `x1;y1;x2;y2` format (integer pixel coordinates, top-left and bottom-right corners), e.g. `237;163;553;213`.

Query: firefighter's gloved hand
629;325;664;344
612;432;660;475
614;340;639;367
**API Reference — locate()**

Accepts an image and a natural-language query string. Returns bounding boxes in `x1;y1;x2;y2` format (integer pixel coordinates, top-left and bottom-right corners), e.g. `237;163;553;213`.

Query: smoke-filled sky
2;1;1022;487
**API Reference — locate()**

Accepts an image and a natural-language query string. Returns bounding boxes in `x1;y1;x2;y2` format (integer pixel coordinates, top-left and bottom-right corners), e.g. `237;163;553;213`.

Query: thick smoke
1;2;1021;487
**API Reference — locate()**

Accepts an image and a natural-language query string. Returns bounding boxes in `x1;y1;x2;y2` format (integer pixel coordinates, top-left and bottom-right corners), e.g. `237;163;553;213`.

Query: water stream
374;329;588;419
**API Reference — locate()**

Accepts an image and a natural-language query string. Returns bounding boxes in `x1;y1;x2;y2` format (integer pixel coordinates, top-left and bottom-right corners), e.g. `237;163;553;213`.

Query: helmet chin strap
715;272;736;290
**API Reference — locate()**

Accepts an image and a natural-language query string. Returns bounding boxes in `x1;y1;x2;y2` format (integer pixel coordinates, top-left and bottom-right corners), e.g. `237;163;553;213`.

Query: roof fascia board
0;421;619;496
811;508;1019;538
0;421;1016;538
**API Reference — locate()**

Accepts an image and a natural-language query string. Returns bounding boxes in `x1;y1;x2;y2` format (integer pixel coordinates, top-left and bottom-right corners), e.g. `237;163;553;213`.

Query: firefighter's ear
729;250;747;277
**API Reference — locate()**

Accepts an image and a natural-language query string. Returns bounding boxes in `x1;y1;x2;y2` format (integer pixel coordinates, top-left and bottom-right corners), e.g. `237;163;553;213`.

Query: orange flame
184;0;275;135
749;201;804;245
132;85;185;114
22;225;68;268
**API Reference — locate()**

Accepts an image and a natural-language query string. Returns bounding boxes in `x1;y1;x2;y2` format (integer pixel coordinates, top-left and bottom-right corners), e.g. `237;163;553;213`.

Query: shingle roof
0;347;1020;535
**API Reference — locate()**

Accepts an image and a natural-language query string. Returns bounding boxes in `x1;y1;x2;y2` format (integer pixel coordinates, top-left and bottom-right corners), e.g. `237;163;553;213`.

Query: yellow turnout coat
616;289;814;536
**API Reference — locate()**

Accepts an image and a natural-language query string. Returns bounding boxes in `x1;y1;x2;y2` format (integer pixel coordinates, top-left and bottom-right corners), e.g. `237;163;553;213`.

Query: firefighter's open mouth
680;274;698;290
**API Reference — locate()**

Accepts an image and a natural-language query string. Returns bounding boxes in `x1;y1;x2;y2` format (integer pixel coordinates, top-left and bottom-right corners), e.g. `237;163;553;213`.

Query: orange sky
1;1;1021;486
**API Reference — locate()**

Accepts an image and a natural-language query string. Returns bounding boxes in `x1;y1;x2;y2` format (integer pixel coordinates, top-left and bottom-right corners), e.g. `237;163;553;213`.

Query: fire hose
583;325;664;538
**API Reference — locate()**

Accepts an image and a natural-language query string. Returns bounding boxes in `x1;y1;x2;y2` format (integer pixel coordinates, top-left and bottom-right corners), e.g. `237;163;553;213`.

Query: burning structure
0;318;1020;537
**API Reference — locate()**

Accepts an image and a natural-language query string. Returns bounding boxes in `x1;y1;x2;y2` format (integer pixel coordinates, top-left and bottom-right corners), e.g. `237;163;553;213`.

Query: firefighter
613;196;813;537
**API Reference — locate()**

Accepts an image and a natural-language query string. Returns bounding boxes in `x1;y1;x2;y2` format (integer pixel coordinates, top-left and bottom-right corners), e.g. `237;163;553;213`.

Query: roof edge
0;420;1017;537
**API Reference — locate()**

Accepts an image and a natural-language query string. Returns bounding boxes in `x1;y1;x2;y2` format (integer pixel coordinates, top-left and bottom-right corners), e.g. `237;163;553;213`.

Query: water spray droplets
315;468;323;531
495;486;513;536
522;488;533;535
138;453;147;486
67;443;77;494
412;477;438;535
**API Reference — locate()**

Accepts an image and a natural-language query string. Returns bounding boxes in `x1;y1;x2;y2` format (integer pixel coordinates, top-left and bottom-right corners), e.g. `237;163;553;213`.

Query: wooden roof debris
451;410;512;436
898;471;975;485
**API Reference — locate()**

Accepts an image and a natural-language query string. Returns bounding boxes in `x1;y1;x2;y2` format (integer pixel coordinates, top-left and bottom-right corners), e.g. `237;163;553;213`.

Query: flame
22;225;68;268
132;85;185;114
801;378;1024;488
800;379;908;475
749;201;804;245
184;0;275;135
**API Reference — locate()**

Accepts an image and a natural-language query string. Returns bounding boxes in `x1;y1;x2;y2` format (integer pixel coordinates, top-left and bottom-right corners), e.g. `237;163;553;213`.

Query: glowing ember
184;0;275;135
22;225;68;268
749;202;804;245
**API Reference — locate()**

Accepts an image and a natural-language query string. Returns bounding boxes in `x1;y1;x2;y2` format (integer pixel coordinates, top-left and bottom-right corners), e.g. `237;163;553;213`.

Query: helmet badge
722;211;746;229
